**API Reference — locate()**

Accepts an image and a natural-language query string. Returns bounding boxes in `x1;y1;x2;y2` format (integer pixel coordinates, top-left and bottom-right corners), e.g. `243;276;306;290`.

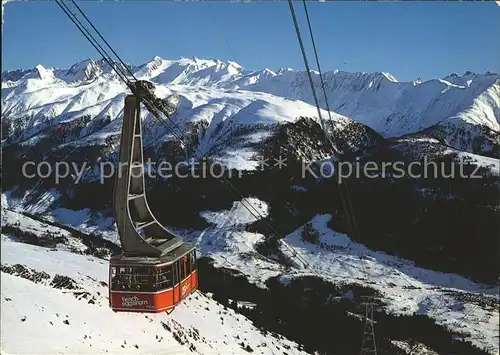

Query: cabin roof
110;242;196;267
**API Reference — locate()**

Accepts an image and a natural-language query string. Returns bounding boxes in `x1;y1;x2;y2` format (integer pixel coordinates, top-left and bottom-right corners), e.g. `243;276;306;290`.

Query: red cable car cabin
109;249;198;312
109;92;198;313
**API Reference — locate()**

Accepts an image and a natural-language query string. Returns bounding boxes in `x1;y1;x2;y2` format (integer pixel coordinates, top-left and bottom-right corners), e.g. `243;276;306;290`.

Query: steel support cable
57;0;188;148
55;0;130;85
55;0;191;189
205;2;352;275
59;0;176;142
286;0;369;280
300;2;355;237
56;0;185;150
298;1;413;293
296;3;474;347
58;0;168;145
299;0;362;250
214;177;318;275
286;0;328;138
298;2;429;296
59;0;377;289
70;0;137;81
60;0;187;143
57;0;303;271
196;9;338;274
301;0;333;122
66;1;247;163
306;1;454;327
58;0;224;180
301;0;364;254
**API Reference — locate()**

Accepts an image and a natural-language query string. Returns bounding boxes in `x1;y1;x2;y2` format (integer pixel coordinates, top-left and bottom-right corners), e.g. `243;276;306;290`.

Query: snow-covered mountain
2;57;499;354
1;57;369;175
2;56;499;156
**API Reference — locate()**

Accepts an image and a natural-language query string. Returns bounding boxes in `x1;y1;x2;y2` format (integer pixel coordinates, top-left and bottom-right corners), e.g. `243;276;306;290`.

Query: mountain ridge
3;56;499;157
2;55;498;84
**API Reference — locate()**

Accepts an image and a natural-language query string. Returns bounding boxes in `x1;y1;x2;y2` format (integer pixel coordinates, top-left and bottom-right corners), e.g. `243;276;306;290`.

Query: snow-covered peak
277;67;296;74
381;71;398;82
150;55;163;62
227;60;243;69
1;68;35;83
413;78;423;86
34;64;53;80
4;57;498;89
138;57;249;87
135;56;169;79
57;59;102;82
147;55;166;68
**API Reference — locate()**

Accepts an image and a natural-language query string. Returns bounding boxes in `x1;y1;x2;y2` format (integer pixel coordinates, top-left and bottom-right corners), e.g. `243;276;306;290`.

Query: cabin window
111;266;160;292
173;261;178;285
111;266;133;291
186;254;192;275
153;265;173;291
190;250;196;271
179;256;187;281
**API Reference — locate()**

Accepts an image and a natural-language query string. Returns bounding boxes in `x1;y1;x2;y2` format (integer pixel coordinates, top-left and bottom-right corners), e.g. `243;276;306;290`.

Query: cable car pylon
360;296;378;355
108;92;198;313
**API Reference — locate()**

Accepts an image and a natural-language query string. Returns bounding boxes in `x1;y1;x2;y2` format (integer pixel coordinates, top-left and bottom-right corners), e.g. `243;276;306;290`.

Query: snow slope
279;214;499;353
196;198;284;287
2;57;499;354
0;212;308;355
186;200;498;354
2;193;499;354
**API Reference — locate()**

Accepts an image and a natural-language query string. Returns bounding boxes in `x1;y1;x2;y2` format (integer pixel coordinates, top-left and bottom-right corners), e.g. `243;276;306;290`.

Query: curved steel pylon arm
113;95;183;257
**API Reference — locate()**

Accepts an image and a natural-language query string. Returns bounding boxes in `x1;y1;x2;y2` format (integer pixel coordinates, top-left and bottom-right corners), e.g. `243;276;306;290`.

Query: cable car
109;93;197;313
109;250;198;313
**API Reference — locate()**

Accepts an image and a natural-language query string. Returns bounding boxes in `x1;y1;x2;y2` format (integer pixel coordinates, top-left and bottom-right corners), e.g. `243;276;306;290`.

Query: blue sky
2;1;499;81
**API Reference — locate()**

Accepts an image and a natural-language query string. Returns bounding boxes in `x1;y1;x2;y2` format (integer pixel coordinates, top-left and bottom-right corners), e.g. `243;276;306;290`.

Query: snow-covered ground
1;59;348;172
1;225;308;355
453;151;500;175
4;191;119;244
3;188;499;354
196;198;285;287
3;193;499;353
189;199;499;354
280;215;499;353
2;42;498;355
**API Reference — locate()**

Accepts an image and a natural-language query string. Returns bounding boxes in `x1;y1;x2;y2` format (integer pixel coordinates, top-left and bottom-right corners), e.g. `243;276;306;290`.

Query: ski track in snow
196;197;286;287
